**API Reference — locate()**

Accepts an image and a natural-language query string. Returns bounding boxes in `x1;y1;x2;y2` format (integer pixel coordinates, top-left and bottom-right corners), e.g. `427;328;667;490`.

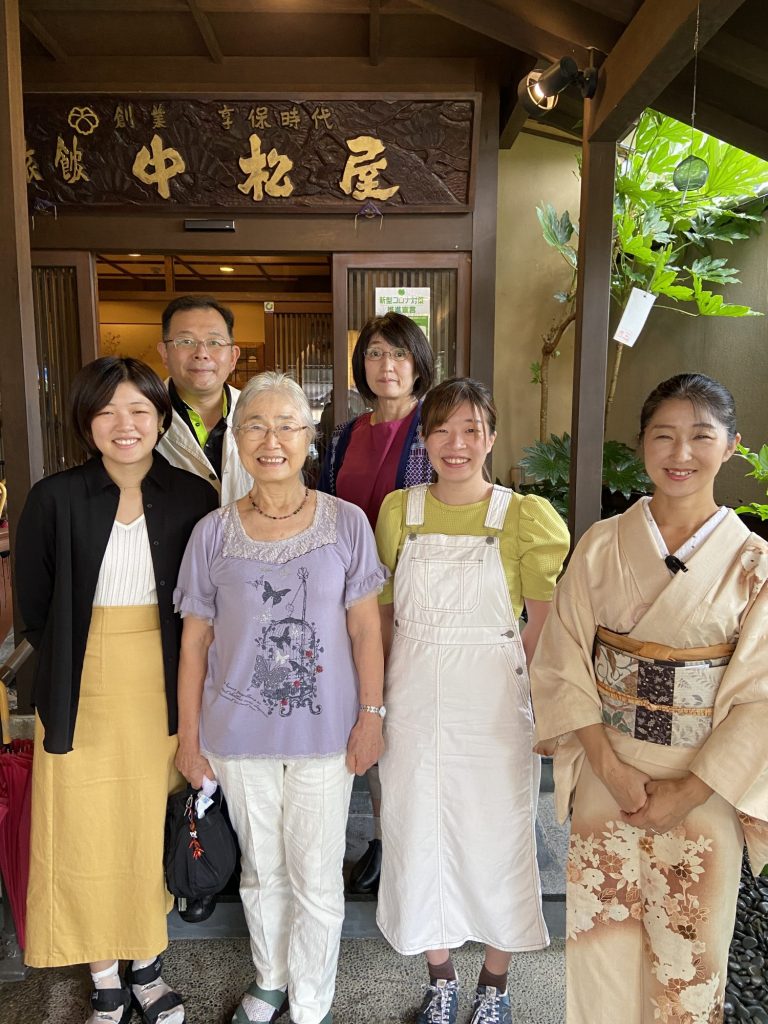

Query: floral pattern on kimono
568;820;724;1024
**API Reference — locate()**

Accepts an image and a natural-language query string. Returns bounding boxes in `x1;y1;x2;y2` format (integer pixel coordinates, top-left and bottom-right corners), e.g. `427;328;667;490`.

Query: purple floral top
174;492;387;759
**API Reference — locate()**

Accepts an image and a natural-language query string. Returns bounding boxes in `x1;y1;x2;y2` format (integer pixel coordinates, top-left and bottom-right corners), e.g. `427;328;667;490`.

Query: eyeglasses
164;337;233;351
364;347;410;362
236;424;309;441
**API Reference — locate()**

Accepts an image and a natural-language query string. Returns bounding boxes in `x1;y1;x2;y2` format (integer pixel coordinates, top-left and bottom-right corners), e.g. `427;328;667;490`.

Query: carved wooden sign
24;96;476;213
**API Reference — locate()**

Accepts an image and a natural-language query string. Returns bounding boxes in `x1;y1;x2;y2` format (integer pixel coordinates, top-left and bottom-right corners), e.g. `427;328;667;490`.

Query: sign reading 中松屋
375;288;431;339
24;97;476;212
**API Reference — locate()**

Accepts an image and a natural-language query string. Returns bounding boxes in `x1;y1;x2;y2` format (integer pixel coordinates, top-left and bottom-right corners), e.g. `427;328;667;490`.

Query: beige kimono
530;501;768;1024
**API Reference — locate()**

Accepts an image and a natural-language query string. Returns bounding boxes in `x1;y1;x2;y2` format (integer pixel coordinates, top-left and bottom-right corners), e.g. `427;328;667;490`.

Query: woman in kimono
530;373;768;1024
375;377;569;1024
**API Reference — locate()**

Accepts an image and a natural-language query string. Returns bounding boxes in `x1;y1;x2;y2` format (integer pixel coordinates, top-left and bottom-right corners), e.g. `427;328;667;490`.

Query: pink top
336;407;419;530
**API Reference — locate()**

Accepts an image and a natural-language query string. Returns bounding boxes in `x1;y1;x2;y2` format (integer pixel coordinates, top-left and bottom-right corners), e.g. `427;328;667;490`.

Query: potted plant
519;433;650;522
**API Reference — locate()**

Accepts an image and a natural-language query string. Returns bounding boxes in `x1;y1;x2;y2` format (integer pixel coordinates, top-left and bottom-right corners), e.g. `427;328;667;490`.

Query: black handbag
164;784;237;899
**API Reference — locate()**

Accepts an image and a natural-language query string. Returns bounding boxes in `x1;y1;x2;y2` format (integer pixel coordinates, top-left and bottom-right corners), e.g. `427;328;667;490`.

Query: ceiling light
128;252;142;257
219;265;235;273
517;56;598;119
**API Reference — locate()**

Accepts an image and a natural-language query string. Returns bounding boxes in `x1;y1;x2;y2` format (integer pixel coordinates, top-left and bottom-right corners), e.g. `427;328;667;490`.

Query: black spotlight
517;57;598;119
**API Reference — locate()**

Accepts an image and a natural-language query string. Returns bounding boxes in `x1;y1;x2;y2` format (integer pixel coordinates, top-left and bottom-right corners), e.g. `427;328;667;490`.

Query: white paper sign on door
375;287;430;340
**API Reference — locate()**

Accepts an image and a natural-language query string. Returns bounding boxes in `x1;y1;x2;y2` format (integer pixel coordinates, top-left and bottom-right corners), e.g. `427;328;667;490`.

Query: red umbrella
0;738;34;949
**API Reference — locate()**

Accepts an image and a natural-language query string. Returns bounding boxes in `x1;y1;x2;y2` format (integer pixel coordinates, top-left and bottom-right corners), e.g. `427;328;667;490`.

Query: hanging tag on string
613;288;657;348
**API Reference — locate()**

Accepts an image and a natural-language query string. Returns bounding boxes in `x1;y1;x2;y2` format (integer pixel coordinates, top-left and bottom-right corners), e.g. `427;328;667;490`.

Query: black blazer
15;452;218;753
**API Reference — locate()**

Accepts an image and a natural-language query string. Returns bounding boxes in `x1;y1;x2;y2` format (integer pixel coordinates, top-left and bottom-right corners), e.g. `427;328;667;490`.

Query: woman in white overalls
374;378;570;1024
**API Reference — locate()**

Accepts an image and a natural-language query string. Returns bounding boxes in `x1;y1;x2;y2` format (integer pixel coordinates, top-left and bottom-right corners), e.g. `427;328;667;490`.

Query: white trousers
208;753;353;1024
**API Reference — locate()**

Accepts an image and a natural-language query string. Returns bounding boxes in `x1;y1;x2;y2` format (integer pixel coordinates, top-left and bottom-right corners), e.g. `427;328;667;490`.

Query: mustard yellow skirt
25;606;182;967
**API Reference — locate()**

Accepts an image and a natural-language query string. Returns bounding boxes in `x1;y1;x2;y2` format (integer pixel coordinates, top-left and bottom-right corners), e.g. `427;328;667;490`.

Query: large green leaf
688;257;741;285
520;434;571;487
537;203;575;246
602;441;651;498
536;203;578;268
736;443;768;482
691;275;761;317
640;205;674;243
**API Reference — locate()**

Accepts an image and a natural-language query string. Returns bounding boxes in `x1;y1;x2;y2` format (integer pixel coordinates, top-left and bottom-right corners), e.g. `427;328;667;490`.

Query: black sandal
125;956;185;1024
89;982;132;1024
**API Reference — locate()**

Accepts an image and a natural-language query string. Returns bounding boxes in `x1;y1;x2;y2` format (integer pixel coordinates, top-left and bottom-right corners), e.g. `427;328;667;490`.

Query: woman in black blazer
16;357;217;1024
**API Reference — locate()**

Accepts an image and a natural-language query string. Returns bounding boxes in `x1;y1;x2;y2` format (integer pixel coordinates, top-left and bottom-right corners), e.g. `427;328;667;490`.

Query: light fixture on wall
517;56;598;119
672;3;709;192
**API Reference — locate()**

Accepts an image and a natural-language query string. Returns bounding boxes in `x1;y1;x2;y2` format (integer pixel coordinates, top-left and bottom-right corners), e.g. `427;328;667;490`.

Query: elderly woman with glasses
174;372;387;1024
318;311;435;894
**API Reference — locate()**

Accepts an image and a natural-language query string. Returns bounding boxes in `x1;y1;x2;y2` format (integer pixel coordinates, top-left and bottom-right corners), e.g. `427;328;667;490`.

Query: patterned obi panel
593;629;733;749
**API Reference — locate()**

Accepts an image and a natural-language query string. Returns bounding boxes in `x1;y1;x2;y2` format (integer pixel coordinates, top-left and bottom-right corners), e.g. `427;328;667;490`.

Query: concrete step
168;892;566;941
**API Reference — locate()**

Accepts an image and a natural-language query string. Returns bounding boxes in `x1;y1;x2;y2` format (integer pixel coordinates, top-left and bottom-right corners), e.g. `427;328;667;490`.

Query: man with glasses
157;296;251;926
157;295;252;506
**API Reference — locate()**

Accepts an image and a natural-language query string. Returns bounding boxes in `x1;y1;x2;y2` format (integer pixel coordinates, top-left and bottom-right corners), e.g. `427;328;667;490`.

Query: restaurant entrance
27;247;470;476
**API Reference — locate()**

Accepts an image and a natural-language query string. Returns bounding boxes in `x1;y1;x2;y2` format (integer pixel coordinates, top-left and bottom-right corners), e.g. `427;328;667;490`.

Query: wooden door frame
331;251;471;426
31;250;100;364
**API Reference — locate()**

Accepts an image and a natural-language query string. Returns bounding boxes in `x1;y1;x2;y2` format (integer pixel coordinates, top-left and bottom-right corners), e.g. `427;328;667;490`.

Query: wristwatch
359;703;387;719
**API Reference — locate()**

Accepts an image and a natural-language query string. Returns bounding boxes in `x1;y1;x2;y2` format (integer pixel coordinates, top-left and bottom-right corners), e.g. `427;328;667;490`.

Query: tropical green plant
535;109;768;438
519;433;650;520
734;442;768;521
531;205;576;440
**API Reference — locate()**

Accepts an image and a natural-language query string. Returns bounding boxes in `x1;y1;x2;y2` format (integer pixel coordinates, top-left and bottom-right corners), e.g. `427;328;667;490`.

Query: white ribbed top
92;516;157;607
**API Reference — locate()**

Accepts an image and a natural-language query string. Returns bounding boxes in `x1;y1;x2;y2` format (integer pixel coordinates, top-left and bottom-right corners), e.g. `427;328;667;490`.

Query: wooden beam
19;7;66;60
187;0;224;64
407;0;590;63
469;65;499;390
369;0;380;66
0;0;45;644
498;0;621;55
174;254;207;280
701;30;768;91
96;253;145;281
22;54;478;91
588;0;747;143
570;0;639;22
656;86;768;163
499;101;528;149
164;254;175;291
98;289;333;302
568;108;615;544
25;0;186;9
499;54;536;149
22;0;413;8
521;124;582;146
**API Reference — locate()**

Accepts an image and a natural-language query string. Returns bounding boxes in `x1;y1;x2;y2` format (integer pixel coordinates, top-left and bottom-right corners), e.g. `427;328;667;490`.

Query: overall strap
405;484;429;526
484;485;512;530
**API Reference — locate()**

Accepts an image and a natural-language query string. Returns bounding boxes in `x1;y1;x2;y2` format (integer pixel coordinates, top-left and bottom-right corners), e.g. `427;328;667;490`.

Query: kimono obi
593;627;735;750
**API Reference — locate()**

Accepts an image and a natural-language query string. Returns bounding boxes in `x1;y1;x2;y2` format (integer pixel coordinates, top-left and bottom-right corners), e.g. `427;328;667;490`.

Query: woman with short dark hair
318;311;435;526
17;356;217;1024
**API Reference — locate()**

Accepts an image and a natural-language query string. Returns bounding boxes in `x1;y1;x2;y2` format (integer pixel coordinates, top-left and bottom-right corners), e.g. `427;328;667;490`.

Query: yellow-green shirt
375;487;570;617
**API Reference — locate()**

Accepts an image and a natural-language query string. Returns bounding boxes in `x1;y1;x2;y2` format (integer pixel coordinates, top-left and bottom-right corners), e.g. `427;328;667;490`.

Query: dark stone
727;852;768;1022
